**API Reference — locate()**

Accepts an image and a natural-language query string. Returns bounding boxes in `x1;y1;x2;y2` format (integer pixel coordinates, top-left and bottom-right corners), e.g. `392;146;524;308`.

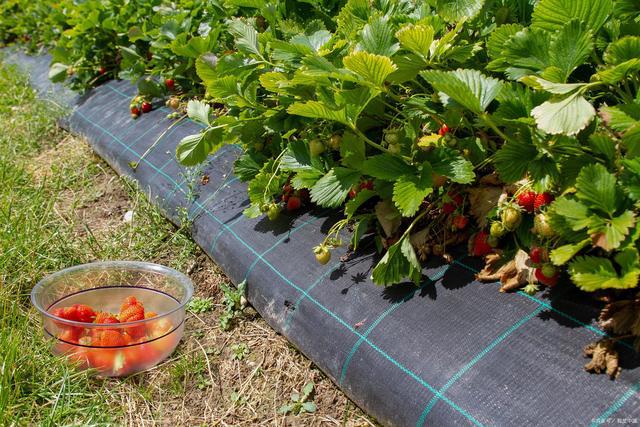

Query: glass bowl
31;261;193;377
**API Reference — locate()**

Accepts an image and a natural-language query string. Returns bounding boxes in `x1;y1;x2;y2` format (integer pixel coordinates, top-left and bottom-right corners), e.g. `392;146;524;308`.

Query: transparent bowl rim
31;261;194;327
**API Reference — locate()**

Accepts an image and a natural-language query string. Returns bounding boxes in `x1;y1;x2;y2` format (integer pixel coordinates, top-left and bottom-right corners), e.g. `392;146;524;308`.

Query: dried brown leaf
584;339;620;379
479;173;502;186
375;200;401;237
599;297;640;336
476;250;535;292
476;253;507;282
467;186;505;227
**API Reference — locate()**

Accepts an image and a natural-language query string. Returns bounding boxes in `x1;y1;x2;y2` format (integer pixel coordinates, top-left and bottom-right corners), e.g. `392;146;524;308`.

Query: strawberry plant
4;0;640;375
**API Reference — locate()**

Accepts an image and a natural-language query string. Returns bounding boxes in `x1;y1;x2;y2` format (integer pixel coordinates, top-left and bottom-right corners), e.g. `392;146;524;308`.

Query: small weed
230;343;249;361
168;354;210;395
187;296;215;314
230;391;247;406
219;280;247;331
278;382;317;415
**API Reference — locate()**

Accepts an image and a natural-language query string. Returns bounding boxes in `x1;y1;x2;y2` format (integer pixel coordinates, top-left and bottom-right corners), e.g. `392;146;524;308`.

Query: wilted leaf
599;295;640;336
476;250;535;292
467;185;505;227
584;339;620;379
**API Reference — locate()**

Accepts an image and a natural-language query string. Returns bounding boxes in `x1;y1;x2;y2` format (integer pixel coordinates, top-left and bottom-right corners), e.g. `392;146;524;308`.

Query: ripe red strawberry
452;215;468;230
535;266;559;287
120;296;140;312
348;188;357;199
58;327;83;344
52;304;96;323
516;191;536;213
141;101;152;113
298;188;310;201
359;180;374;190
442;202;456;215
96;330;126;347
287;195;301;211
130;106;140;116
94;312;119;325
529;247;548;264
438;124;450;136
98;66;106;75
74;304;97;323
120;304;144;323
165;78;175;90
449;192;463;206
534;192;554;211
119;299;146;339
471;231;493;257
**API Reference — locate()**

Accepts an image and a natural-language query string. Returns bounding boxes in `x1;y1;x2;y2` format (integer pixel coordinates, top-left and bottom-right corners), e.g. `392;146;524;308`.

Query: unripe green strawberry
384;129;401;145
490;221;506;238
387;143;401;154
267;203;280;221
309;139;325;156
541;263;557;278
314;245;331;265
501;206;522;230
533;213;555;238
329;134;342;150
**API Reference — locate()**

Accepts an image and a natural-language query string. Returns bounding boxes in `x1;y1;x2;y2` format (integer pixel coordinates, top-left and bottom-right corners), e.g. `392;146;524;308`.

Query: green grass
0;60;198;425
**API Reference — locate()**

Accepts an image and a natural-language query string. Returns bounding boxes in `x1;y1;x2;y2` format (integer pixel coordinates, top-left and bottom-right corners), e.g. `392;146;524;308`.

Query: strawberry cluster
50;296;173;376
129;96;153;119
529;246;559;287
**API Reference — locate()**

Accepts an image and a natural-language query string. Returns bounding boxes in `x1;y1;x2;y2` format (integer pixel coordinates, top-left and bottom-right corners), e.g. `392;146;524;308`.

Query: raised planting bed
6;49;640;427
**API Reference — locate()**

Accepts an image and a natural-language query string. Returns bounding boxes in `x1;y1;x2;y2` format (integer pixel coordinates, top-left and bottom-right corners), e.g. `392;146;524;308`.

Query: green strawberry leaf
428;147;475;184
604;36;640;65
48;63;69;83
186;99;211;126
176;128;224;166
421;69;503;115
228;19;262;58
548;20;593;82
395;24;435;61
531;0;613;33
569;248;640;291
287;101;351;127
310;168;361;208
340;132;365;169
550;239;591;265
575;163;618;215
598;211;636;251
551;197;593;230
531;92;596;136
494;138;538;183
362;154;416;181
436;0;486;22
358;16;399;57
393;165;433;217
343;51;397;87
520;76;585;94
371;237;421;286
